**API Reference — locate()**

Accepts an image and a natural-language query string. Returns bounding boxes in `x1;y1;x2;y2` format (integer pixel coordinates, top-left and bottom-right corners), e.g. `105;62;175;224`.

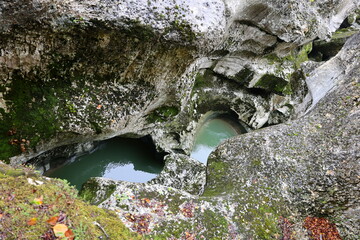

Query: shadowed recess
44;136;164;190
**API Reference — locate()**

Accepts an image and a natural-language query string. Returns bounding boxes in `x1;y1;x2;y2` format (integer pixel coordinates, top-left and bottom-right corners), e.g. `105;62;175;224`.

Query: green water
45;137;164;190
190;118;244;164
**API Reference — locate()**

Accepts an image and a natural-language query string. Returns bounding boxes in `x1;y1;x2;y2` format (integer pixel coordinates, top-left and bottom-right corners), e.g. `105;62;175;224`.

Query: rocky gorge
0;0;359;239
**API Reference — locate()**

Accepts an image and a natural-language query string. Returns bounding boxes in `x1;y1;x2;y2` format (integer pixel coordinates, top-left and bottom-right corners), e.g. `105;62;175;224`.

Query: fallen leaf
33;196;43;205
96;104;102;109
27;218;37;226
65;229;75;240
46;216;59;225
53;224;68;237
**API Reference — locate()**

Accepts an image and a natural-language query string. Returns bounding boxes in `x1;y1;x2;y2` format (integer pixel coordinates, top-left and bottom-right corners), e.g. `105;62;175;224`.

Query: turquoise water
45;137;164;190
190;118;243;164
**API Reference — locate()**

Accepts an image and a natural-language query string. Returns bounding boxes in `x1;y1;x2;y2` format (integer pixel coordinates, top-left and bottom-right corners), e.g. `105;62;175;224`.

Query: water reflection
190;118;245;164
45;137;164;190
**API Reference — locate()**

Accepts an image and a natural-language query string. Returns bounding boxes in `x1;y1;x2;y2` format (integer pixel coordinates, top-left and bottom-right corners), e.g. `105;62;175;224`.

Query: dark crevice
339;17;351;29
246;88;272;97
236;20;278;38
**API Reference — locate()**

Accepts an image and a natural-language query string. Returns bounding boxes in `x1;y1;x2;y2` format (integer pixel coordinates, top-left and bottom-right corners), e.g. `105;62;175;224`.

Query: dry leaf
33;196;43;205
46;216;59;225
65;229;75;240
53;223;68;237
27;218;37;226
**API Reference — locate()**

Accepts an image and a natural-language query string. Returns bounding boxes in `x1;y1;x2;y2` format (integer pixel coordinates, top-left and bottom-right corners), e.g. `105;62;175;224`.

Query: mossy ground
0;162;141;240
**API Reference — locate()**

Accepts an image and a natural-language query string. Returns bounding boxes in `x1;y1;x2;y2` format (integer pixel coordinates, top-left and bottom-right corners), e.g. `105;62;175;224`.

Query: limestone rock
206;33;360;239
224;0;359;43
148;154;206;195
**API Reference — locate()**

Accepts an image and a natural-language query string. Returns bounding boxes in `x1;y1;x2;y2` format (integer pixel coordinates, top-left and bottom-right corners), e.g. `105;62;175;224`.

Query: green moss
0;163;140;240
202;160;233;197
265;42;312;71
169;19;197;42
255;74;288;95
193;69;215;90
200;210;229;239
0;72;62;162
233;67;254;85
149;219;194;239
80;178;116;205
251;159;262;167
230;186;286;240
331;27;359;40
146;106;179;123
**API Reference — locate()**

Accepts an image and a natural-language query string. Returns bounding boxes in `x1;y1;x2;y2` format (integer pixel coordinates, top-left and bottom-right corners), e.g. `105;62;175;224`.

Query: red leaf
65;229;75;240
46;216;59;225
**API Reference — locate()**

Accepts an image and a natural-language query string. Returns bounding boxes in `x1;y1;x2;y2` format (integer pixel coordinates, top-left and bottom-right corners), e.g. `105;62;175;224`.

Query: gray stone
148;154;206;195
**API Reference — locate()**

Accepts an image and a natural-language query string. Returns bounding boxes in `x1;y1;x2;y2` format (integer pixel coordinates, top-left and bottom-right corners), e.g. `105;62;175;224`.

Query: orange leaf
46;216;59;225
0;213;3;219
33;196;43;205
96;104;102;109
53;224;68;237
65;229;75;240
27;218;37;226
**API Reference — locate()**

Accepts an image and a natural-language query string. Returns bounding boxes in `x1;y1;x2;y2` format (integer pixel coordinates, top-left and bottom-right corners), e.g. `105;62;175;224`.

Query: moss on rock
0;162;140;239
147;106;180;123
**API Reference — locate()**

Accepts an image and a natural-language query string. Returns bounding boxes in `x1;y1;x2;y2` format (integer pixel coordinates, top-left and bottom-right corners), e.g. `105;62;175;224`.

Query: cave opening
41;135;165;190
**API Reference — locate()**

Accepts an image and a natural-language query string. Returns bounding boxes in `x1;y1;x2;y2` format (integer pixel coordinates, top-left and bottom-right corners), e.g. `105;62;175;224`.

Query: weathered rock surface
148;154;206;195
1;0;358;164
205;33;360;238
0;0;359;239
83;33;360;239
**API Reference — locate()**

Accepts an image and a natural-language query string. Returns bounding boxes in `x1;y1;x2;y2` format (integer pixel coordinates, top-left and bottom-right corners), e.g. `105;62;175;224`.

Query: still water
45;137;164;190
190;118;244;164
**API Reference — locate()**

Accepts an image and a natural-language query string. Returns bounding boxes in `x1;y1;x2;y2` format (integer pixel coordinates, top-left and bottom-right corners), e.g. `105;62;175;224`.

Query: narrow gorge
0;0;359;239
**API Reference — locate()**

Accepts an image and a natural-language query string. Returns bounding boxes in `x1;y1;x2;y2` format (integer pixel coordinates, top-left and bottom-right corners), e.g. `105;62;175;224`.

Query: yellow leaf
53;224;68;237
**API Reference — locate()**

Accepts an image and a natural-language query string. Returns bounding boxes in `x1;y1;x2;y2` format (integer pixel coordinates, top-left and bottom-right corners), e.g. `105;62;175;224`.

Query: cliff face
82;33;360;239
1;0;358;163
0;0;359;239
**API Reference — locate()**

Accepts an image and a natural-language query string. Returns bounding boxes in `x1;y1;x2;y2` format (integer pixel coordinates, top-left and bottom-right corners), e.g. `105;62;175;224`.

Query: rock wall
83;32;360;240
0;1;360;238
1;0;358;163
